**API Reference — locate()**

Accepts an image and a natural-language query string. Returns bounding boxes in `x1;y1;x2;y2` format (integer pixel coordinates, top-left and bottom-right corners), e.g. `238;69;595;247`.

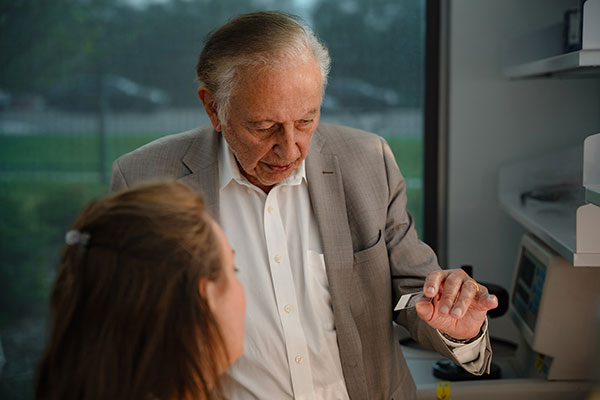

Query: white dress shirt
217;137;486;399
219;139;349;400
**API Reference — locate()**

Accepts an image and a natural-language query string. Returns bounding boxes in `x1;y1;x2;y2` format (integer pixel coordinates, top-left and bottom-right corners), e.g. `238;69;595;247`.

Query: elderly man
111;11;497;400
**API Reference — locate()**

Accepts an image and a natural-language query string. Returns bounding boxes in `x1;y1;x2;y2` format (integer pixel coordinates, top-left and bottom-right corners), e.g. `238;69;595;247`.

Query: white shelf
505;49;600;79
498;190;580;265
498;144;600;267
584;133;600;206
577;133;600;265
504;0;600;79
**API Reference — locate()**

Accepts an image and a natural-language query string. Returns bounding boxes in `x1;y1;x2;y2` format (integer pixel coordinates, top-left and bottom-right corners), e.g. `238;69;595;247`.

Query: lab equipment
510;233;600;380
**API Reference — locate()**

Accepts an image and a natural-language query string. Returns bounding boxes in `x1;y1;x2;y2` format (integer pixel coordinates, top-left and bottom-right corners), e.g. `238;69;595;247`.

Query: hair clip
65;230;91;248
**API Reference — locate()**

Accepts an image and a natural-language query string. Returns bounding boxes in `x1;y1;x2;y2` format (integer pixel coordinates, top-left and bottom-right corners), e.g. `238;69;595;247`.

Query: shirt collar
218;135;306;191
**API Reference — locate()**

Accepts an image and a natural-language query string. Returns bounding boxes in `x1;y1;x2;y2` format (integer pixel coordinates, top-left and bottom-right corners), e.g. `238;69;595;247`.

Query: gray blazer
110;123;492;400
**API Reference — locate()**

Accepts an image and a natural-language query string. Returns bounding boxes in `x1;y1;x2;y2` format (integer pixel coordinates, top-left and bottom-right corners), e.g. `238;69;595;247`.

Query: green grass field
0;134;162;172
0;133;424;233
0;134;422;174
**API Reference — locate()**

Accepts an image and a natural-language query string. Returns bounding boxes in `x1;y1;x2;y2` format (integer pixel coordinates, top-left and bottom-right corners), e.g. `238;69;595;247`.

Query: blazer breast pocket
350;229;391;321
353;229;385;266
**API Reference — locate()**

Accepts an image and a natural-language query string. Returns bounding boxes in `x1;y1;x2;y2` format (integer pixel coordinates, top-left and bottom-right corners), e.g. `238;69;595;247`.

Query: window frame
424;0;448;265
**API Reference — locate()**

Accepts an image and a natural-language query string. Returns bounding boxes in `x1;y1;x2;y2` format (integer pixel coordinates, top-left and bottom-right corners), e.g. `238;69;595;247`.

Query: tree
312;0;426;107
0;0;117;93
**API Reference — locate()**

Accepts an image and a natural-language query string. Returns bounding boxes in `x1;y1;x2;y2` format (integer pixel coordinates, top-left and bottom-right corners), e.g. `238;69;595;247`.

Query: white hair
196;11;331;122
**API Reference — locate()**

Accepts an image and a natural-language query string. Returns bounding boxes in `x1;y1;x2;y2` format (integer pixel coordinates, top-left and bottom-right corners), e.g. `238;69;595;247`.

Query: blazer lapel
306;131;354;294
179;127;221;221
307;129;369;398
306;131;353;315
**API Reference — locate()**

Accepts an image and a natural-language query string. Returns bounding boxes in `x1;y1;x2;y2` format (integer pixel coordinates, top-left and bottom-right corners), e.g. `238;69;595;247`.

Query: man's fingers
423;270;450;298
452;283;499;317
483;293;499;310
450;279;480;318
437;270;467;315
415;298;434;321
423;268;499;319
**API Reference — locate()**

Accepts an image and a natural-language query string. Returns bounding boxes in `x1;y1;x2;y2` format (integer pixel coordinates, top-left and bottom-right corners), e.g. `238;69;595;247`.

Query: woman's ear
199;278;218;313
197;87;222;132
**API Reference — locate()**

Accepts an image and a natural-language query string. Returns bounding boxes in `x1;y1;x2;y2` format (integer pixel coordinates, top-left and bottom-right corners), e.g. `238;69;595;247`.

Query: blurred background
0;0;427;398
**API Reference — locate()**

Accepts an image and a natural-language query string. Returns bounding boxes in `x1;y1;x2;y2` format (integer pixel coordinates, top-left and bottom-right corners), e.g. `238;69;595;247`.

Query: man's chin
256;172;293;188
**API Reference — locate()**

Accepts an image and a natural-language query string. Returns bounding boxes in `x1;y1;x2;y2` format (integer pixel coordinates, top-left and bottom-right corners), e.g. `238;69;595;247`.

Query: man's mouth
266;163;292;172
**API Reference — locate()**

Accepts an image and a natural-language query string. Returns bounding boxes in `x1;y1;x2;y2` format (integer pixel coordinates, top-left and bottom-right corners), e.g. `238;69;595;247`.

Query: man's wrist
439;322;485;345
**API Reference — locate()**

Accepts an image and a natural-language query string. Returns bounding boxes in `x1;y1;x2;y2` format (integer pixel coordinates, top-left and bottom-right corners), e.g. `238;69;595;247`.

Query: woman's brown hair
35;182;228;400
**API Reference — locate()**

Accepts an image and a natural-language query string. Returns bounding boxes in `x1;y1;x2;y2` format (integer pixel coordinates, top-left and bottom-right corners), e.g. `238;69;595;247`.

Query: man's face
210;57;322;192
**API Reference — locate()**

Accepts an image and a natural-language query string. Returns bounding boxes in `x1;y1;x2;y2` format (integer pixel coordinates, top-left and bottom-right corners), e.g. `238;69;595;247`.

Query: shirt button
267;206;274;214
295;355;303;364
284;304;292;313
282;187;288;193
246;188;252;194
274;255;282;263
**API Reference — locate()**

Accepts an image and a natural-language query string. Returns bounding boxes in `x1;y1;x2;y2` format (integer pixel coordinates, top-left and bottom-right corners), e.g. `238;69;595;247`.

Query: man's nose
273;124;300;161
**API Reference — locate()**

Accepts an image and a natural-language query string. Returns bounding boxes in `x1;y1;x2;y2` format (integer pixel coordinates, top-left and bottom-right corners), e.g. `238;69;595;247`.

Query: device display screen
512;248;546;332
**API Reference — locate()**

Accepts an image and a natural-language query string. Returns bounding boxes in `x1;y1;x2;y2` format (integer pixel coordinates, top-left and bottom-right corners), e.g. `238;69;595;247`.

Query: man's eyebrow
247;119;277;126
246;110;318;125
301;110;318;118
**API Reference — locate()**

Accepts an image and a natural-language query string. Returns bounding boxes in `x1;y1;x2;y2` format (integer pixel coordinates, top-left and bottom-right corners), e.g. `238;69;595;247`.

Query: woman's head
35;182;245;400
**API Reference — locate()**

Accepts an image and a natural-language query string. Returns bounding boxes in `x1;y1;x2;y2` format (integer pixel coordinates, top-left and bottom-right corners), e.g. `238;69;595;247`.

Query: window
0;1;427;397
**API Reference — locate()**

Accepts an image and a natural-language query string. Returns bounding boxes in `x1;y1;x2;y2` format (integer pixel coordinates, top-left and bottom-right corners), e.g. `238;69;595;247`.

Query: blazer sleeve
381;137;492;372
109;158;130;193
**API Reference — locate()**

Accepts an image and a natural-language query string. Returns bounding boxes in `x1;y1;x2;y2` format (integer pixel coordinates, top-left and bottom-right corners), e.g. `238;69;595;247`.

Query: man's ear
198;86;222;132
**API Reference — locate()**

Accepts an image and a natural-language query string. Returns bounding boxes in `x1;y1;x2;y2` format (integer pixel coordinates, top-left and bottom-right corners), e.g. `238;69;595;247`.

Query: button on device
274;255;282;263
284;304;292;313
295;355;303;364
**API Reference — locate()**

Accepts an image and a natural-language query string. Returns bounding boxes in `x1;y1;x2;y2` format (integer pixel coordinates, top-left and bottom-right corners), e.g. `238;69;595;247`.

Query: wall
446;0;600;339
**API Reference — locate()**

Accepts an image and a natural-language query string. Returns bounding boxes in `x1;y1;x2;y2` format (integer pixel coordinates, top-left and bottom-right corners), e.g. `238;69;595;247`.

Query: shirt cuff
437;317;488;372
